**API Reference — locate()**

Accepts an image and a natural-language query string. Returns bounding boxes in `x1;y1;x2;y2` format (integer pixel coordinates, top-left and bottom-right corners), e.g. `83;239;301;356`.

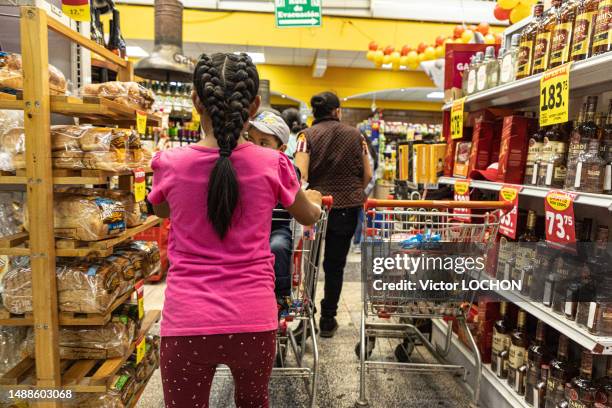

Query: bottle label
492;330;510;353
587;301;597;329
467;70;476;94
500;54;513;83
571;11;597;58
592;0;612;48
550;22;574;65
604;164;611;191
508;344;527;369
575;161;583;187
543;281;553;306
533;32;552;71
516;40;533;77
477;66;487;91
516;246;536;272
534;389;540;408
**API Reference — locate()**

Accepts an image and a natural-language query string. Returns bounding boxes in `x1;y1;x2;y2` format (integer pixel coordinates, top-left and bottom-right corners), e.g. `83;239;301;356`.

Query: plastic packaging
0;52;67;94
2;258;124;315
24;193;126;241
81;82;155;112
24;318;134;360
60;188;146;228
0;327;28;375
65;393;124;408
108;363;137;404
0;127;25;171
116;241;160;278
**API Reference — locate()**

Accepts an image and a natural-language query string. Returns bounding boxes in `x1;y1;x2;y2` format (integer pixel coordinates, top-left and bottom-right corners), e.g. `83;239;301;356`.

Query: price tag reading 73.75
539;62;572;128
544;190;577;252
450;97;466;140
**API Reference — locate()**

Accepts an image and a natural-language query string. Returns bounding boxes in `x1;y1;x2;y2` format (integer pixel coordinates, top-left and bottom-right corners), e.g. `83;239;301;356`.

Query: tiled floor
138;253;473;408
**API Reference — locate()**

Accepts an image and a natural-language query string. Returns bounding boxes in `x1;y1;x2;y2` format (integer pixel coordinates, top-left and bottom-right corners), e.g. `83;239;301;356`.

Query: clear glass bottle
462;55;475;96
517;2;545;79
570;0;601;61
564;102;589;190
477;47;495;92
538;124;569;188
488;47;502;89
500;34;521;85
467;52;483;95
574;137;605;193
525;126;547;185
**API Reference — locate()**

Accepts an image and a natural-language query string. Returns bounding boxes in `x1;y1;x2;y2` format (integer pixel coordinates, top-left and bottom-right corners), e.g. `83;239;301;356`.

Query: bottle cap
485;46;495;59
475;51;484;62
511;34;520;47
498;48;505;58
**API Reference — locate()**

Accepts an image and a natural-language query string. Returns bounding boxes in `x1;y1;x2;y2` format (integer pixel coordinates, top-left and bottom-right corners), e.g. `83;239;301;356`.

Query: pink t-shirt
148;143;300;337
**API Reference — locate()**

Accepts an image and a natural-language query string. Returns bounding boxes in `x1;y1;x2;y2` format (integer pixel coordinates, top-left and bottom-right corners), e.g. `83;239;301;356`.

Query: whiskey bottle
515;211;539;295
549;0;578;68
594;357;612;407
545;335;578;408
534;364;551;408
591;0;612;56
566;351;597;408
526;321;552;405
517;2;545;79
564;103;588;190
571;0;601;61
536;240;559;305
492;302;513;379
500;34;521;84
497;236;516;281
562;219;592;321
533;0;562;74
508;310;530;394
477;47;495;93
538;124;569;188
526;126;547;185
602;100;612;195
575;136;605;193
571;96;603;192
584;226;612;336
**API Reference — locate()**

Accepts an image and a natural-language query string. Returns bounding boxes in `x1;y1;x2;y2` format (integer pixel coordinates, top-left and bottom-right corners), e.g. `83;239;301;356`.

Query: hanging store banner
275;0;322;28
498;185;522;240
539;62;572;127
450;97;465;140
62;0;90;22
544;190;577;251
452;179;471;221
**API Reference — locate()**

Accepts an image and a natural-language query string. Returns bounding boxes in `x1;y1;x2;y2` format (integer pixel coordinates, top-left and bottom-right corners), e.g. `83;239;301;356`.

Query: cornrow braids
193;52;260;238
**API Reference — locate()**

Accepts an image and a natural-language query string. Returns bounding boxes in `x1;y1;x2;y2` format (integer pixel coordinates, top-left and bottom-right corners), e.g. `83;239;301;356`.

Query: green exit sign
275;0;322;28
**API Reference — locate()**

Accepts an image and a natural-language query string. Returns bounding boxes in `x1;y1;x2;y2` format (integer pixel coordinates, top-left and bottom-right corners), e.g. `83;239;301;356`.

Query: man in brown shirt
295;92;372;337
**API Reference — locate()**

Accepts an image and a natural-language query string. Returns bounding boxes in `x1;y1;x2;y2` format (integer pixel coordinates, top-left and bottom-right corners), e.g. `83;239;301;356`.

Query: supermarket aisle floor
138;253;472;408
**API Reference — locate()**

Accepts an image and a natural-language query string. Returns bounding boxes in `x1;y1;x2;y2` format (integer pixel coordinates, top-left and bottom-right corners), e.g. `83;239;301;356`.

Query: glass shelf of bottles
437;177;612;210
442;52;612;112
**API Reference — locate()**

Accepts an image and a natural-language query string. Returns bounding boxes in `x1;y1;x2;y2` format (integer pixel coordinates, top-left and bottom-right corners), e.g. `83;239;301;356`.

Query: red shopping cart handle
365;198;513;210
321;195;333;209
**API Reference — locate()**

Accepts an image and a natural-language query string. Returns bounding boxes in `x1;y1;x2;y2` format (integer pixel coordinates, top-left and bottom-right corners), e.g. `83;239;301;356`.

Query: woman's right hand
304;189;323;207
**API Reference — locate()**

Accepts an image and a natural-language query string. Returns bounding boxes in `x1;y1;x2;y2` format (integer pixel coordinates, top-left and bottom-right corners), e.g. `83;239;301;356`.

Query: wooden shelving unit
0;6;162;407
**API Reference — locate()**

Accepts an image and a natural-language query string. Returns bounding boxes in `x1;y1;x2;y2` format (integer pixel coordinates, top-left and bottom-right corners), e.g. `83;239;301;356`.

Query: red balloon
368;41;379;51
435;35;446;46
383;46;395;55
493;4;511;21
401;45;412;56
417;42;428;54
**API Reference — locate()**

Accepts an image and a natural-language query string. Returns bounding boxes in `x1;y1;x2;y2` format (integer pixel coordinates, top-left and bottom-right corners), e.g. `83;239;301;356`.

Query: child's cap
250;111;290;145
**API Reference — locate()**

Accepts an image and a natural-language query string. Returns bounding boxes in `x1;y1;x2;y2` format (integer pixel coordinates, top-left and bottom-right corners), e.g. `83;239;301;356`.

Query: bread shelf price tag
539;62;572;128
135;280;145;319
544;190;577;251
136;336;146;364
136;110;147;135
62;0;90;22
498;185;522;239
133;168;146;203
450;97;466;140
453;179;471;221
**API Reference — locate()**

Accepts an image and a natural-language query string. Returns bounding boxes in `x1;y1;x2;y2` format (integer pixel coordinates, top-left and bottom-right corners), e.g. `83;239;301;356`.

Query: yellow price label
450;98;465;140
137;296;144;319
191;107;201;124
136;337;146;364
133;168;146;203
62;0;90;22
454;180;470;195
539;62;572;127
136;111;147;135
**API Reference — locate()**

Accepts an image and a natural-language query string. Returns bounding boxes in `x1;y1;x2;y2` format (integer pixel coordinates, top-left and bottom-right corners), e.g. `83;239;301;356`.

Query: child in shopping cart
247;110;301;312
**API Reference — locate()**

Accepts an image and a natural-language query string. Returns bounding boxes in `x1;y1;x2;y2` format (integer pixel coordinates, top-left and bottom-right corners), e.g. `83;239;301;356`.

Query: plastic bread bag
1;257;123;315
23;193;126;242
0;327;28;376
81;81;154;112
0;127;25;171
113;248;144;280
108;363;137;404
0;191;24;238
125;130;144;168
143;334;160;377
82;150;129;172
64;393;124;408
112;302;141;332
52;150;85;170
0;52;67;93
24;318;134;360
117;241;160;278
51;125;115;152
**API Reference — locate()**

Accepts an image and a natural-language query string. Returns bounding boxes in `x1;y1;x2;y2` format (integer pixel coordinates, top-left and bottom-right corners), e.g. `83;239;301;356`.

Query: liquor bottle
492;302;513;379
570;96;602;192
508;310;530;394
549;0;578;68
565;103;588;190
500;34;521;85
526;321;552;405
477;47;495;93
515;210;539;295
595;357;612;408
583;226;612;336
526;126;547;184
571;0;601;61
538;124;569;188
462;55;475;96
517;2;545;79
487;46;501;89
561;219;592;321
545;335;577;408
113;9;127;59
90;8;105;47
467;52;483;95
566;351;597;408
533;0;562;74
574;136;605;193
602;100;612;195
534;237;558;304
534;364;550;408
107;10;125;58
591;0;612;56
497;235;516;281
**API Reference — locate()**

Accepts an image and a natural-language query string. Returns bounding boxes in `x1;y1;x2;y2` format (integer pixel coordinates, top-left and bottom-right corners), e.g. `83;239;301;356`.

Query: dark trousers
271;225;292;299
321;206;360;319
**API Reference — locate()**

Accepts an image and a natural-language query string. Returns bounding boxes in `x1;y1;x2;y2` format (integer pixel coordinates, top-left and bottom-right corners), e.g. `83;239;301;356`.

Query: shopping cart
355;198;512;407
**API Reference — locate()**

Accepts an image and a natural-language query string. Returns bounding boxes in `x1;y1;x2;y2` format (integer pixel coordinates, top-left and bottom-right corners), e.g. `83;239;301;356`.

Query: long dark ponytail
193;53;259;238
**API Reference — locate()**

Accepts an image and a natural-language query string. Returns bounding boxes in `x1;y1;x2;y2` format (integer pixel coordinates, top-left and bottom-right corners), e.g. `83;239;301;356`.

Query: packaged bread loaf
143;334;160;379
117;241;160;278
1;258;123;315
82;82;155;112
82;151;128;172
0;327;28;376
60;188;146;228
64;393;124;408
23;193;126;241
0;127;25;171
51;125;114;152
52;150;84;169
24;318;134;360
108;364;137;405
0;52;67;93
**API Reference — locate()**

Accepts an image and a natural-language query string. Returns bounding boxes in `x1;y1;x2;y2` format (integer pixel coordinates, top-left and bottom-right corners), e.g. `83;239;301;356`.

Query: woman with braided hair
148;53;323;408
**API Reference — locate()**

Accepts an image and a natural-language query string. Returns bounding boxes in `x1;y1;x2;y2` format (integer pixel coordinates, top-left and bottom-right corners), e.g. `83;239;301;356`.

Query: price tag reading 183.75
62;0;90;22
544;190;577;251
539;62;572;128
450;97;466;140
498;185;522;239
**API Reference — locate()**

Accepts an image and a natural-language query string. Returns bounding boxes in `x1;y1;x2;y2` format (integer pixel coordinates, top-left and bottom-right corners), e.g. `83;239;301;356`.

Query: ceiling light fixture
126;46;150;58
235;52;266;64
426;91;444;99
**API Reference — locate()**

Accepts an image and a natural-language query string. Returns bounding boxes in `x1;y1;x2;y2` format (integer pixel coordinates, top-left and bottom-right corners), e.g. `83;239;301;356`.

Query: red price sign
544;190;577;251
498;185;522;239
453;179;471;221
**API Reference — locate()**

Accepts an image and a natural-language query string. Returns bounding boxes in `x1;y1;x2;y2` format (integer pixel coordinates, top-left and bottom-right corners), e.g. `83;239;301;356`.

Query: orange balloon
476;22;490;36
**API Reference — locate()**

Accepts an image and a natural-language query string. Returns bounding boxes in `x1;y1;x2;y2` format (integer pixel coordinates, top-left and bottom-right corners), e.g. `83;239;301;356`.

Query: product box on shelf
444;44;501;101
427;144;447;184
467;120;502;176
453;140;473;178
497;115;537;184
476;300;501;364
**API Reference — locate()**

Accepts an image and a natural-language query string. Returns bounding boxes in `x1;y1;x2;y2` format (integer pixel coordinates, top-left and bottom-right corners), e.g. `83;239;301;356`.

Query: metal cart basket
356;198;512;407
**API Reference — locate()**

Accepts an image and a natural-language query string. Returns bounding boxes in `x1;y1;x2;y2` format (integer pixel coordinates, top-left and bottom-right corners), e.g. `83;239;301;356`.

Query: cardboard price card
498;185;522;239
133;168;146;203
136;111;147;135
450;97;466;140
544;190;577;251
62;0;90;22
453;179;471;221
539;62;572;127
